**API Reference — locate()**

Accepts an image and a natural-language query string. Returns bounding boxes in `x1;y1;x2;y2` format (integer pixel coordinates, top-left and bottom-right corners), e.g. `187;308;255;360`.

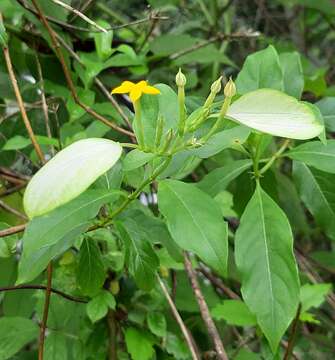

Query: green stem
252;134;263;179
259;139;290;175
178;86;186;136
201;97;231;142
102;157;172;226
133;100;145;149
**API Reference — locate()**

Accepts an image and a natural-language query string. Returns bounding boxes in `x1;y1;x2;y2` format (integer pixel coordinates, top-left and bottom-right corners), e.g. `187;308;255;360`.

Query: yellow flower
111;80;160;103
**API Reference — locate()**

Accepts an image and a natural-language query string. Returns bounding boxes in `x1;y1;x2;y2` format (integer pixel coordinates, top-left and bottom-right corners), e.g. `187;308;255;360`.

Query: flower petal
129;87;143;102
111;81;135;94
143;85;160;95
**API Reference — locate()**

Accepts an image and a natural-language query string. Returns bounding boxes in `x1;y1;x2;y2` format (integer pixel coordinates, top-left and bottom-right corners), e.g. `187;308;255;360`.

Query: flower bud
175;68;186;87
210;76;222;94
224;77;236;98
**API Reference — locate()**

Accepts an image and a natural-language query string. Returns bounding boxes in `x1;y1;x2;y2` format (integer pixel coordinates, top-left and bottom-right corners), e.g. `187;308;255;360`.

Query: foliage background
0;0;335;359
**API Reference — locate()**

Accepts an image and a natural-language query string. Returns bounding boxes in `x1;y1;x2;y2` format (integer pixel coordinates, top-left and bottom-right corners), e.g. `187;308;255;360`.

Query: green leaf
0;16;8;47
192;125;250;158
125;327;155;360
197;160;252;197
227;89;324;140
211;300;257;326
24;138;122;218
165;333;190;360
44;332;68;360
300;283;332;313
235;349;261;360
0;317;38;360
86;290;116;323
2;135;31;150
17;190;120;284
288;141;335;173
135;84;178;149
94;20;113;61
123;149;156;171
316;97;335;132
235;182;300;352
147;312;167;337
115;219;159;291
235;45;283;94
293;161;335;240
279;51;304;99
158;179;228;276
66;88;95;121
77;238;106;296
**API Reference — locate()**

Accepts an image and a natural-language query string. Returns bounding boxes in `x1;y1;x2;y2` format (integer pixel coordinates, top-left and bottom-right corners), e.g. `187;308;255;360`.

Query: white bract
24;138;122;218
227;88;324;140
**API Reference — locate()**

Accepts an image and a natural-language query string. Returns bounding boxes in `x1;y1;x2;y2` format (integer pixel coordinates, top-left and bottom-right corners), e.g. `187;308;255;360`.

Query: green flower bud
175;68;187;87
210;76;222;94
224;77;236;98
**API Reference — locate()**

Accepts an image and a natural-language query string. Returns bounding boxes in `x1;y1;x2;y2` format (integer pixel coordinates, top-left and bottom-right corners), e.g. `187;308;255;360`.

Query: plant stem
107;310;117;360
0;284;87;303
2;40;45;164
283;303;302;360
184;252;229;360
38;262;53;360
133;100;145;149
259;139;290;175
157;274;200;360
0;223;26;237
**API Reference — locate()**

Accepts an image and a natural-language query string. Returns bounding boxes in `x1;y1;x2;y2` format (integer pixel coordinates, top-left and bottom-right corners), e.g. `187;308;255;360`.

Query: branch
54;33;133;132
0;284;87;303
157;274;200;360
16;0;168;33
184;252;229;360
30;0;134;138
169;30;260;60
38;262;53;360
0;223;26;237
51;0;108;33
0;200;28;220
283;304;302;360
1;14;45;164
107;310;118;360
198;264;240;300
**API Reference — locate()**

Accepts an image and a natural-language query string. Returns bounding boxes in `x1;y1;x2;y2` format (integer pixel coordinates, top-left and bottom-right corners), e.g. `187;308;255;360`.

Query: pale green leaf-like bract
227;89;324;140
23;138;122;218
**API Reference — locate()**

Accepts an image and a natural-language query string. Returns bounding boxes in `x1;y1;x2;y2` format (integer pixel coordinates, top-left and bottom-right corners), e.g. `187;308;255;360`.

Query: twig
0;223;26;237
0;200;28;220
1;18;45;164
198;264;240;300
35;51;55;155
137;11;160;52
30;0;134;138
38;262;53;360
54;33;132;131
69;0;95;22
157;274;200;360
283;304;302;360
0;184;26;198
107;310;118;360
16;0;168;33
170;30;260;60
50;0;107;33
0;284;87;303
184;252;229;360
